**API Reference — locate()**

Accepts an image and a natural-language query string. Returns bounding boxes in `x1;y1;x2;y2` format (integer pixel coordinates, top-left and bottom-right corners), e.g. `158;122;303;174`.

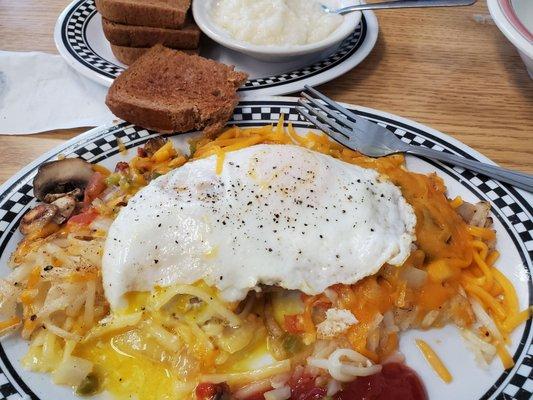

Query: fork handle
335;0;477;14
405;146;533;192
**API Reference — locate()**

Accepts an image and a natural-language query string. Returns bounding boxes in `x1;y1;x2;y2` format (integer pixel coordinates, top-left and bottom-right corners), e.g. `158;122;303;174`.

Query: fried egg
102;144;416;309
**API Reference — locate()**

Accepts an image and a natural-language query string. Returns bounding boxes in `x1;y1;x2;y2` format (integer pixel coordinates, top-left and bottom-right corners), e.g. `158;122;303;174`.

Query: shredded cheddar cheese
502;308;532;333
493;268;520;315
151;141;175;163
472;251;494;290
416;339;452;383
0;316;21;333
215;146;225;175
449;196;463;208
496;343;514;369
468;225;496;241
464;284;507;321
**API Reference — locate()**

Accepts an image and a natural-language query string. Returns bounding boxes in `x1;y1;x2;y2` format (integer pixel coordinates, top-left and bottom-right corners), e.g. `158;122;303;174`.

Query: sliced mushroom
470;202;491;228
20;204;58;235
457;201;491;227
456;202;476;223
51;196;77;224
33;158;94;202
142;137;168;157
43;188;83;203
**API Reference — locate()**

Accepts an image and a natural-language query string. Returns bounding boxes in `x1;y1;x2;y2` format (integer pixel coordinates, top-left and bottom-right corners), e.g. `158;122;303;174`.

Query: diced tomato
334;363;427;400
83;172;107;205
284;314;305;334
288;373;327;400
137;147;147;157
195;382;231;400
68;208;99;226
114;161;129;173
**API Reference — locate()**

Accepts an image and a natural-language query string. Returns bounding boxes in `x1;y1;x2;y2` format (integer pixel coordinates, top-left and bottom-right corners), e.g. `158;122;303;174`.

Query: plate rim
0;97;531;400
53;0;379;97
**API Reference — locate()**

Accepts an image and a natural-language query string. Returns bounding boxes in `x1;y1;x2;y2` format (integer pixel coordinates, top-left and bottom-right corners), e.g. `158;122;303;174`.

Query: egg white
102;144;416;309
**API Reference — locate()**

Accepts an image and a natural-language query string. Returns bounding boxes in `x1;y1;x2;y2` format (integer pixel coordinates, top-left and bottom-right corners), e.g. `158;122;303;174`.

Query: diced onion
461;329;497;366
144;319;181;353
215;324;255;354
264;386;291;400
270;372;291;389
308;348;381;382
327;379;342;396
382;351;405;364
469;298;502;342
52;356;92;386
462;330;497;356
151;285;241;327
382;311;399;334
401;266;428;289
89;217;113;232
201;360;291;385
82;312;142;342
43;321;81;342
421;310;439;328
234;379;272;399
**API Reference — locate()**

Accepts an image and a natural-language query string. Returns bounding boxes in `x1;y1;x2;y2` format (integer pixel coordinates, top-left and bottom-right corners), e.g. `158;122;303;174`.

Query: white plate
0;98;531;400
53;0;378;97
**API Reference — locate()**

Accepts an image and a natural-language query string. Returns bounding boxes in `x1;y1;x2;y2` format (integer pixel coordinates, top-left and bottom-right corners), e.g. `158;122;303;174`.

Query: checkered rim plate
0;100;531;400
57;0;370;92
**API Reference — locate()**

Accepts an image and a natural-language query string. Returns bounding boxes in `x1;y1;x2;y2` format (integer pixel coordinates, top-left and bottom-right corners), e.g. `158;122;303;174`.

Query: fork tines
297;85;364;148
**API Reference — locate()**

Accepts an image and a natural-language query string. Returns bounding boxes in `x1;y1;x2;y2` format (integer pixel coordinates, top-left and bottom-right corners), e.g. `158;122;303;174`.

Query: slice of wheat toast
102;17;200;48
106;45;248;136
95;0;191;29
110;44;197;65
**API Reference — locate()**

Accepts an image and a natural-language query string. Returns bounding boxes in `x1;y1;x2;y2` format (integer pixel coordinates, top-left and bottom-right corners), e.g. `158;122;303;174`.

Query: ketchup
288;373;327;400
334;363;428;400
202;363;427;400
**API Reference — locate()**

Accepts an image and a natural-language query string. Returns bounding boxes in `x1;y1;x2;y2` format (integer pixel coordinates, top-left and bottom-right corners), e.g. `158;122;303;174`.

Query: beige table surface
0;0;532;184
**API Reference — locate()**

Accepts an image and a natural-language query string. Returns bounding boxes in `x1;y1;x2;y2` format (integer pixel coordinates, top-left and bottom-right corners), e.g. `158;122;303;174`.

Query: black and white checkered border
0;103;531;399
500;344;533;400
241;25;363;89
0;371;24;400
62;0;122;78
61;0;365;89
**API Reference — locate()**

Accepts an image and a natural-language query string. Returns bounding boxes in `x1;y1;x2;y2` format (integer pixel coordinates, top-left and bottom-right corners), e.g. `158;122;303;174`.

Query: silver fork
321;0;477;15
297;86;533;192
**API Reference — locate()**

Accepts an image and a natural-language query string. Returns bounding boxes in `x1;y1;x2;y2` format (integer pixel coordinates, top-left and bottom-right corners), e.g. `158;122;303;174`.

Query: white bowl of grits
193;0;363;62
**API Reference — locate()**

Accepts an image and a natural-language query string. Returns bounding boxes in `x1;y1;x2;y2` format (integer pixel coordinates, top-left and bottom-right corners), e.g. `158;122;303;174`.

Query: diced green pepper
282;334;303;355
105;173;121;186
150;172;162;181
76;372;100;396
189;142;197;156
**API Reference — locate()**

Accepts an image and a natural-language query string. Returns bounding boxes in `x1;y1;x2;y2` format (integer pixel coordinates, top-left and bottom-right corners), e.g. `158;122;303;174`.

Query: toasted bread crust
106;45;248;135
95;0;190;29
102;17;200;48
110;45;149;65
110;44;197;65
